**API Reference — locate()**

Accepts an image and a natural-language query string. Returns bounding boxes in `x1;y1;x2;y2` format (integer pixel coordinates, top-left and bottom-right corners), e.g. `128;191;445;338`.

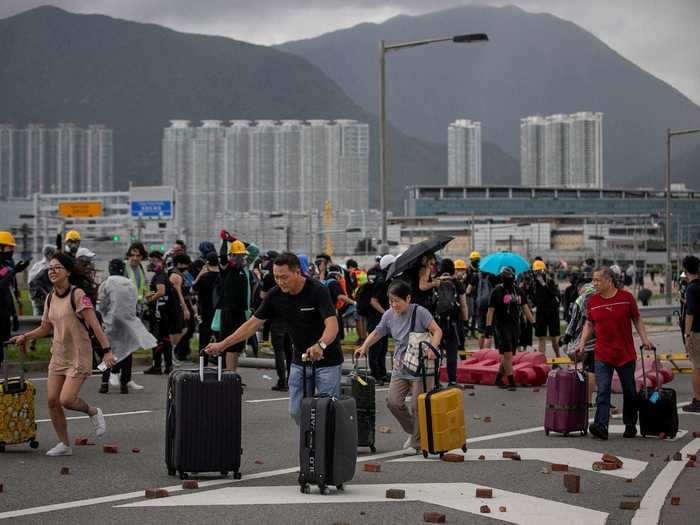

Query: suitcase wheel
336;484;344;491
319;485;330;495
234;472;242;480
563;432;569;437
220;471;228;478
461;444;467;453
300;484;310;494
29;439;39;449
439;452;445;458
422;450;428;458
581;430;587;437
544;429;550;436
168;468;176;476
179;471;188;480
370;445;377;453
0;442;5;453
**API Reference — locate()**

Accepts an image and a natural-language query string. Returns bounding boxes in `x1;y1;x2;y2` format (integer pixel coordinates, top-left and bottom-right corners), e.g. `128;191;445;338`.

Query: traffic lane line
244;387;390;403
631;437;700;525
36;410;152;424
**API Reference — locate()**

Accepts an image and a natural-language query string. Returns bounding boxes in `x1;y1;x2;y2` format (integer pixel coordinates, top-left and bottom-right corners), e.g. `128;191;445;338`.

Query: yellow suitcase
0;345;39;452
417;344;467;458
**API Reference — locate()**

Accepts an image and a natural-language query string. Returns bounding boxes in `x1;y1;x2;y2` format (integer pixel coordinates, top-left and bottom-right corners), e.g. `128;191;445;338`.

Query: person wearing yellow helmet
531;258;563;360
1;230;31;365
64;230;81;257
465;251;484;342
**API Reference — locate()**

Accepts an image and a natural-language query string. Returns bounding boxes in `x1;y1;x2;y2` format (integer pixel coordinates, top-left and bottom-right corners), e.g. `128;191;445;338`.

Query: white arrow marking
391;447;647;479
117;482;609;525
631;437;700;525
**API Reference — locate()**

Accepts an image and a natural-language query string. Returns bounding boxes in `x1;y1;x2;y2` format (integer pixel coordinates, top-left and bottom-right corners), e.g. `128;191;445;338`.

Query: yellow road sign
58;201;103;218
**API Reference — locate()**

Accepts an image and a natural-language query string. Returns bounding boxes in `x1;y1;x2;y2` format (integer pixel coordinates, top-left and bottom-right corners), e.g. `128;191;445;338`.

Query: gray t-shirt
375;304;434;380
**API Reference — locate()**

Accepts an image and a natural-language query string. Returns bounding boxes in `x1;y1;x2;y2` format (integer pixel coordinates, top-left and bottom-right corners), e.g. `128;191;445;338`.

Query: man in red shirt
577;266;652;440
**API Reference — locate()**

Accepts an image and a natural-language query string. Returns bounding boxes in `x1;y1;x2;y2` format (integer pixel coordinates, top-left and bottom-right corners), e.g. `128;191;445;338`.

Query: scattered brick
563;473;580;493
103;444;118;454
385;489;405;499
441;454;464;463
533;388;541;392
364;463;381;473
620;500;640;510
182;480;199;490
476;488;493;498
480;505;491;514
510;454;522;461
145;488;169;499
687;454;697;461
131;448;140;454
502;451;518;459
551;463;568;472
673;452;683;461
499;506;507;512
664;456;671;462
254;459;264;464
478;455;486;460
483;416;492;423
423;511;446;523
74;437;88;446
602;453;623;468
60;467;70;475
693;431;700;438
649;453;654;457
593;462;619;471
687;460;695;468
671;496;680;506
626;479;633;483
378;426;392;434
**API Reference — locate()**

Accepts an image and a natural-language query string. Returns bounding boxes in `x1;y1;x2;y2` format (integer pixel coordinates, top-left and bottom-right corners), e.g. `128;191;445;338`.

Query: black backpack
435;280;458;318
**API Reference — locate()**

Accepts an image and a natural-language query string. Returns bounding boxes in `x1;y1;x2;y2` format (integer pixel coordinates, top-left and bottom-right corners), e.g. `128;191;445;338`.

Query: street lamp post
379;33;488;253
665;127;700;306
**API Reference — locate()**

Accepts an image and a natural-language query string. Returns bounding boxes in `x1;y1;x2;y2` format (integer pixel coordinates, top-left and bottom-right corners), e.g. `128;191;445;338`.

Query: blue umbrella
479;251;530;276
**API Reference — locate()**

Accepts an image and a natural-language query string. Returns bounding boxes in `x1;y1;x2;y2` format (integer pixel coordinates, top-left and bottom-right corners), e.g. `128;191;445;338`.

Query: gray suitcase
298;361;357;494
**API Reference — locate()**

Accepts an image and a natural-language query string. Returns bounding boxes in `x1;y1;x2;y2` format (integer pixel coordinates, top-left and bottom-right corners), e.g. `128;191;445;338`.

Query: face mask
0;252;12;261
502;276;515;286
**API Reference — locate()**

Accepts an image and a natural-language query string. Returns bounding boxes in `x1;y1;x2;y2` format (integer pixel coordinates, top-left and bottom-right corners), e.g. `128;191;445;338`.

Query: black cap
108;258;126;276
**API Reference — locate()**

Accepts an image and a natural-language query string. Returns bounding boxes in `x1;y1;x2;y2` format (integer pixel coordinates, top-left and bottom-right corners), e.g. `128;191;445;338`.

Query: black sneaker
99;383;108;394
120;384;129;394
271;383;287;392
143;366;163;375
589;422;609;440
623;426;637;438
682;399;700;413
164;366;172;375
494;374;505;388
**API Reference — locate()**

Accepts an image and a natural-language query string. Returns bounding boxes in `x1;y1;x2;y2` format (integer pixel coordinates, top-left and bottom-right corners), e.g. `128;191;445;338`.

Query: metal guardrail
15;304;681;331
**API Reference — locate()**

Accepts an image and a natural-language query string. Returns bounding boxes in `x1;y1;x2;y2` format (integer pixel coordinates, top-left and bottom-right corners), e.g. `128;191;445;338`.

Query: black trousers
439;318;459;384
367;316;388;380
152;317;173;369
101;354;132;385
271;322;292;385
174;304;195;361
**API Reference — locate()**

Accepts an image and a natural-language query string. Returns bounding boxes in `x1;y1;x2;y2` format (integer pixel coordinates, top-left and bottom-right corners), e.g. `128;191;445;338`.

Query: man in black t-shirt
206;252;340;424
366;255;394;383
436;258;468;386
682;255;700;413
261;256;292;391
485;266;535;390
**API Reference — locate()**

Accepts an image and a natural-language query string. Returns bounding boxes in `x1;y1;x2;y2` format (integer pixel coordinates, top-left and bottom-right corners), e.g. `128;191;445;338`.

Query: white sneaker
109;372;121;387
403;436;413;449
127;380;144;391
46;442;72;456
402;447;420;456
90;407;106;437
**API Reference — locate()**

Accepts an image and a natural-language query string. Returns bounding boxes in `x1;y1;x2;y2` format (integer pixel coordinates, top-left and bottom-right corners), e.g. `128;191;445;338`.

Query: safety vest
125;263;147;304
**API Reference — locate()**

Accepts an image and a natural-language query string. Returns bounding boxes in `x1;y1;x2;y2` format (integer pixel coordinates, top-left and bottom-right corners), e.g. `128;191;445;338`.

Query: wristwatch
318;340;328;351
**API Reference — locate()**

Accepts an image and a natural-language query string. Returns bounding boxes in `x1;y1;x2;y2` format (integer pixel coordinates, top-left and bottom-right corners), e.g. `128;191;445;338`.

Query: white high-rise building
448;119;481;186
0;124;16;198
521;112;603;188
86;124;114;192
163;119;370;247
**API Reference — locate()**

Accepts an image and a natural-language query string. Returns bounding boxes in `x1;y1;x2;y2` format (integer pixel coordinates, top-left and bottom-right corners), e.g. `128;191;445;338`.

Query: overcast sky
2;0;698;105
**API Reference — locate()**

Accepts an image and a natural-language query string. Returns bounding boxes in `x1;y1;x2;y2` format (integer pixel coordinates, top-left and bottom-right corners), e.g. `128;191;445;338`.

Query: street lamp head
453;33;489;43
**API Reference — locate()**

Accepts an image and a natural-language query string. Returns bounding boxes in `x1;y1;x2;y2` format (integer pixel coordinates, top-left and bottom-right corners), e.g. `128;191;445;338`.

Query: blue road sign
130;200;172;218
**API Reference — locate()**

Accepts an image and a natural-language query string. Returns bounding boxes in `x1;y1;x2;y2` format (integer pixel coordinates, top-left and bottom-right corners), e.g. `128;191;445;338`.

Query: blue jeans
288;363;342;425
594;359;638;432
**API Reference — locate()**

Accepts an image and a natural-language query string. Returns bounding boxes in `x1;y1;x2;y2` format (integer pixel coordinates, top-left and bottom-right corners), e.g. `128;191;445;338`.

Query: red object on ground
671;496;680;506
476;488;493;498
60;467;70;475
364;463;381;473
480;505;491;514
563;473;580;493
103;444;118;454
423;511;446;523
602;453;623;468
132;448;140;454
551;464;568;472
441;454;464;462
74;437;89;446
182;480;199;489
439;349;550;386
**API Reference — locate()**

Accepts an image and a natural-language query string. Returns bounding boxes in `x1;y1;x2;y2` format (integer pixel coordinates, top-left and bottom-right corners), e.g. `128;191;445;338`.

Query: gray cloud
1;1;698;105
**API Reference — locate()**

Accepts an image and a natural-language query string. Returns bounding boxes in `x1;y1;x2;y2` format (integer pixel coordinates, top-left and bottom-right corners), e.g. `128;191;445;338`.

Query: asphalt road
1;330;698;524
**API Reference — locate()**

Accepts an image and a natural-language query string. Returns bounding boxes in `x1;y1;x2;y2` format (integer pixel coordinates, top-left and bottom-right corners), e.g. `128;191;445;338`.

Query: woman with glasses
10;253;115;456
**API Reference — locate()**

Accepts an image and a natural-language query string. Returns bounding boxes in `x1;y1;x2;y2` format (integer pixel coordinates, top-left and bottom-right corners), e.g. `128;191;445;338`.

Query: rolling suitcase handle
418;341;441;393
301;354;316;398
2;341;28;395
198;351;223;382
639;345;660;394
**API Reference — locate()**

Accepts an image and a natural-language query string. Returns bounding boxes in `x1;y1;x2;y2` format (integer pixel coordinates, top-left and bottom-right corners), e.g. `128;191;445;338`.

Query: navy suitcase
166;355;243;480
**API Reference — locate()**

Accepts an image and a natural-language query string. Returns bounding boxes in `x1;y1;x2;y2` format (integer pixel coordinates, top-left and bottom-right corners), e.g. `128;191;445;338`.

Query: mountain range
279;4;700;189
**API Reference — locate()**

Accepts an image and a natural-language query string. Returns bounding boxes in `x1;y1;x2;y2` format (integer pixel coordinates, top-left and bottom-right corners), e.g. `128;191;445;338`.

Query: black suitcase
166;355;243;480
638;346;679;439
341;356;376;453
299;360;357;494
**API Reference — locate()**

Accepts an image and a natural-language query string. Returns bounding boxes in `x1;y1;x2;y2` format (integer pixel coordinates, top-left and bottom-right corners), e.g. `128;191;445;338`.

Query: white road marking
631;438;700;525
391;447;648;479
607;425;687;441
36;410;152;424
118;482;609;525
244;387;389;403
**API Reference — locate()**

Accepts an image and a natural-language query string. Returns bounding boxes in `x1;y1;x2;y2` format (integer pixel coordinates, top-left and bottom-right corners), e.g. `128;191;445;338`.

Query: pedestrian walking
434;258;468;386
0;231;29;366
681;255;700;413
10;253;114;456
172;254;196;364
355;280;442;455
125;242;148;318
28;244;56;316
206;252;341;425
531;260;562;359
484;267;535;391
576;266;653;440
97;259;155;394
193;251;220;358
367;255;395;384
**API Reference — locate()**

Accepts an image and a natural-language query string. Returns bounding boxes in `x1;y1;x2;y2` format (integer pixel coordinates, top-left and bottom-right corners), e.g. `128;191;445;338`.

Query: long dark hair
51;253;98;302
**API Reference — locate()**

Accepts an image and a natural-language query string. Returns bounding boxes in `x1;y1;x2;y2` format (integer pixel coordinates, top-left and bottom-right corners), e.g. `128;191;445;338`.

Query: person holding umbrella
484;266;535;391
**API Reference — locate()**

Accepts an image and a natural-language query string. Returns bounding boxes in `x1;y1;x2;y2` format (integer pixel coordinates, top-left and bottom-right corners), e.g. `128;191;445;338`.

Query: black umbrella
385;236;454;280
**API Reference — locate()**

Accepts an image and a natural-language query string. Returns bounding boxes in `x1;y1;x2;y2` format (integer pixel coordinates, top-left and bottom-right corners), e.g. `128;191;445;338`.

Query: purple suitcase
544;361;588;437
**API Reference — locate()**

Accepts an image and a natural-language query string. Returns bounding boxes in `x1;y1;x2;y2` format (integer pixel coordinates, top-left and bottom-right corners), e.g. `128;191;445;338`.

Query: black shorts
535;309;560;337
494;325;519;354
518;320;533;347
220;308;247;353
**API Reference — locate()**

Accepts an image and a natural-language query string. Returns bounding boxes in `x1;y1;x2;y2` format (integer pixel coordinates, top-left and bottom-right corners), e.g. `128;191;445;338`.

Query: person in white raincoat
97;259;156;394
28;244;56;315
